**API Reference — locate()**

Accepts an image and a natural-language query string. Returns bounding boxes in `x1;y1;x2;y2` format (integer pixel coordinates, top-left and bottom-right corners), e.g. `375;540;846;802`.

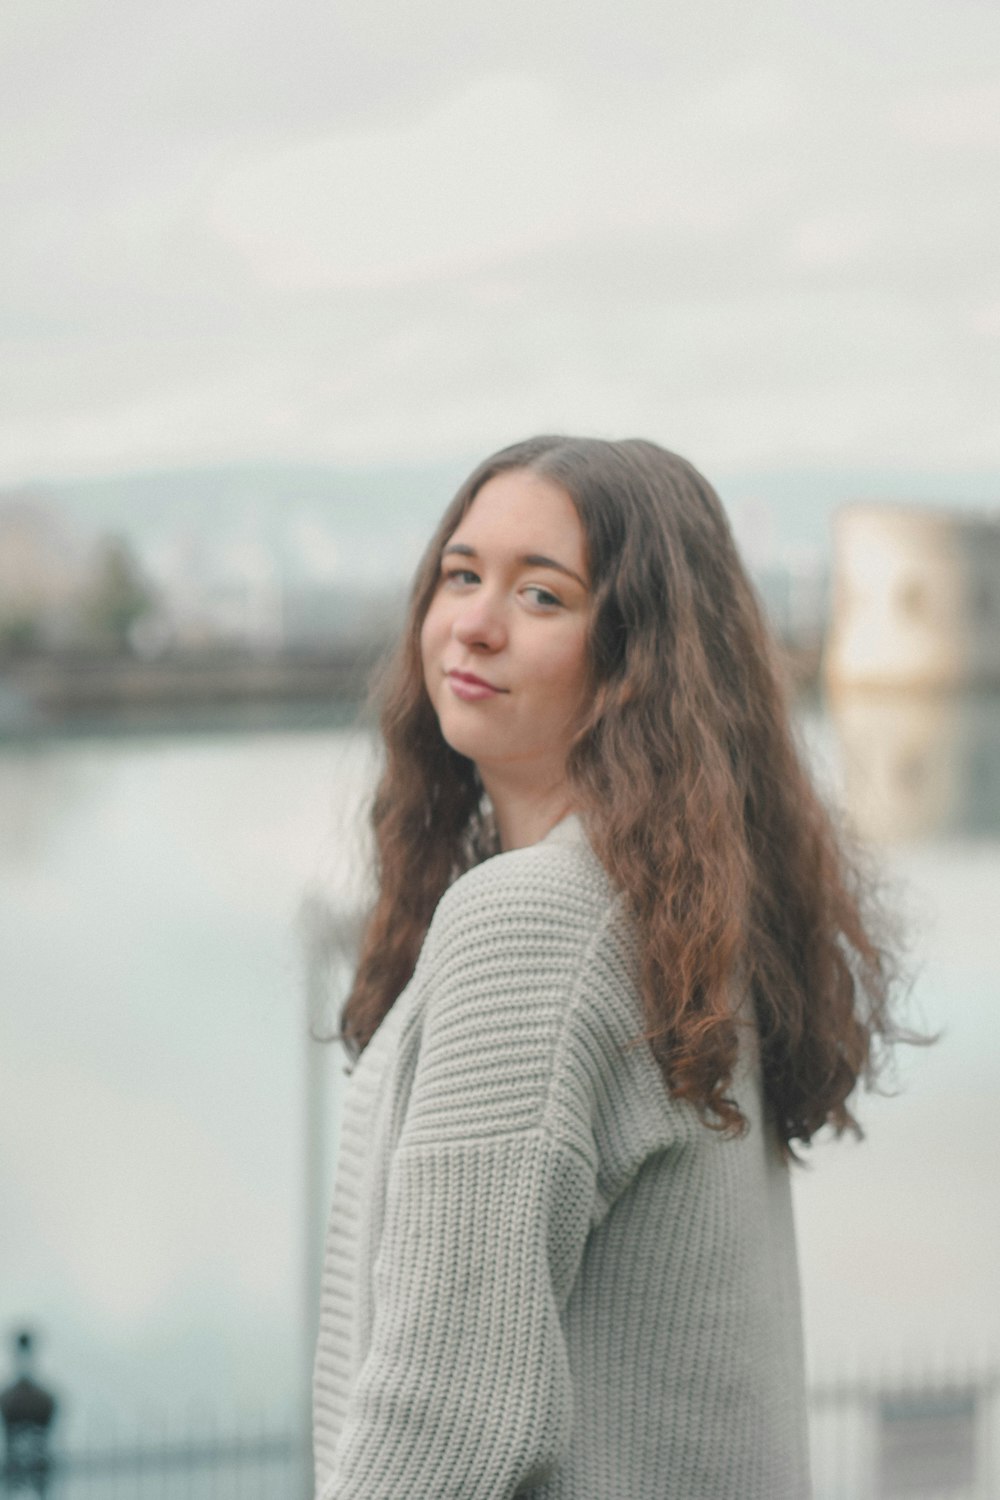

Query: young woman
312;435;905;1499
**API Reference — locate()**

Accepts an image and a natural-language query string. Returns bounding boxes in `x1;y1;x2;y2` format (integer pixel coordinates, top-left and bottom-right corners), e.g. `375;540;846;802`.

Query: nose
452;589;506;652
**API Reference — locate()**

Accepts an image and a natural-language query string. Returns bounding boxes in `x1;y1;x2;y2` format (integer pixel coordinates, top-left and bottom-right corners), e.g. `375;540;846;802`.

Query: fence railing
4;1372;997;1498
809;1369;997;1500
3;1426;307;1500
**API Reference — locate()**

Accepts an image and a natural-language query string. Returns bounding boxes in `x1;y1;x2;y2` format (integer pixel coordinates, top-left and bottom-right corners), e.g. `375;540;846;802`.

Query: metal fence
809;1369;998;1500
4;1372;997;1498
2;1425;308;1500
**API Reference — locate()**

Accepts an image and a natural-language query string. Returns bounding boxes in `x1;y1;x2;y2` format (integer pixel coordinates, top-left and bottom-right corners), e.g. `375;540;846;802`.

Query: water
2;694;998;1452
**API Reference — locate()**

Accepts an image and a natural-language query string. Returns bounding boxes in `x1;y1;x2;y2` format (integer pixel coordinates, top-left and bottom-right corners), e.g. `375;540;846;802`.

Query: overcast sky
2;0;998;486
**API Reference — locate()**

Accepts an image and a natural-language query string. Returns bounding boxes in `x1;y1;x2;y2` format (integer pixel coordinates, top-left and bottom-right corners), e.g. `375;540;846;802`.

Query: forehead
450;469;586;569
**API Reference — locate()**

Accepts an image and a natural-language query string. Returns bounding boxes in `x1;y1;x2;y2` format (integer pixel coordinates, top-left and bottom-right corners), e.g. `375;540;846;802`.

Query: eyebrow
441;542;588;590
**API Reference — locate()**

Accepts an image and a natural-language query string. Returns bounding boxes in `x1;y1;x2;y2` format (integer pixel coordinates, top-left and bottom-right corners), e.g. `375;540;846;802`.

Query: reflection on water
2;698;999;1435
0;747;96;867
829;689;1000;843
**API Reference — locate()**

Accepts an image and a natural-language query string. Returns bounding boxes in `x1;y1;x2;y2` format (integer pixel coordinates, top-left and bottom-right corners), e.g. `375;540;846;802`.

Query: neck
478;768;575;852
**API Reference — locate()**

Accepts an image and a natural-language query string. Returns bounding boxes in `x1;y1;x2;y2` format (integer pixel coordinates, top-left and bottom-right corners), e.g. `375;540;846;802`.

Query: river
2;691;998;1447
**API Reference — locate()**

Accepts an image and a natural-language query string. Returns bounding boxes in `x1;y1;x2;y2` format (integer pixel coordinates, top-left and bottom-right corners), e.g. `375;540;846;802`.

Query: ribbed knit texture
313;815;812;1499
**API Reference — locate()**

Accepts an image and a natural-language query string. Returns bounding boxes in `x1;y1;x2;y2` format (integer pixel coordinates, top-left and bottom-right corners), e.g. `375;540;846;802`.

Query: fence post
0;1331;58;1497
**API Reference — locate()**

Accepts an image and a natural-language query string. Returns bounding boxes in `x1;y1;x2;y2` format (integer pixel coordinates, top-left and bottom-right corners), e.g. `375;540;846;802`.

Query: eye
441;566;480;587
523;584;563;609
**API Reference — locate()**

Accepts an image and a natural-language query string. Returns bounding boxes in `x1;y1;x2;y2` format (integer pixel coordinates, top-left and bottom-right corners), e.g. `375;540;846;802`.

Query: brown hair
340;435;912;1155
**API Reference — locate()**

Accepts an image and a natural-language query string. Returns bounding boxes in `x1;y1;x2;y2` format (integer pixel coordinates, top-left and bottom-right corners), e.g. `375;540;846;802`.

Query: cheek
538;629;590;704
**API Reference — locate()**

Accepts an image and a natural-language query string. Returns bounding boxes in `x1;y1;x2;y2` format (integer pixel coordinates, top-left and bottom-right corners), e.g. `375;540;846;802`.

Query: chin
437;721;493;765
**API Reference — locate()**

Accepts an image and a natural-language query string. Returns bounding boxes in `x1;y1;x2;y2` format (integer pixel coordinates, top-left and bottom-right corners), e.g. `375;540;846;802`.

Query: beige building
0;494;90;646
825;503;1000;689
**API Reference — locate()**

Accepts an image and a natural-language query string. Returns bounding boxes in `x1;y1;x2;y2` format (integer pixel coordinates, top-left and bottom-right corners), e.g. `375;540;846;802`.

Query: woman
312;436;905;1499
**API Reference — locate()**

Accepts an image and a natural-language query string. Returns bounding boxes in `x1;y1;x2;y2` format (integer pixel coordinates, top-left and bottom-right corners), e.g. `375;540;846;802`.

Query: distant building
141;531;286;653
753;554;829;654
825;503;1000;689
0;494;90;649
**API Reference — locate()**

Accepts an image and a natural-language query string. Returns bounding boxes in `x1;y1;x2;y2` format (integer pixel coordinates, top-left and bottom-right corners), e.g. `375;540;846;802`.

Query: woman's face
420;467;591;793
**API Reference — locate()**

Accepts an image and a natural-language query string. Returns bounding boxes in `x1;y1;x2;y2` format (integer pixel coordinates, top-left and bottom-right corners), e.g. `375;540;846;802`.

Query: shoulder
398;827;652;1149
406;824;625;1025
410;822;638;1044
430;824;619;959
405;826;684;1164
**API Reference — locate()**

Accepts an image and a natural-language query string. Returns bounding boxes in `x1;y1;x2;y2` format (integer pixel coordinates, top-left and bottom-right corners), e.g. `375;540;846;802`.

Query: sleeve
317;862;613;1500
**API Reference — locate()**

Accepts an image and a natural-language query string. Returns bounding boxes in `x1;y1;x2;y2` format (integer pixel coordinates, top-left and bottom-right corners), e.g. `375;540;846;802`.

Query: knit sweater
312;814;812;1499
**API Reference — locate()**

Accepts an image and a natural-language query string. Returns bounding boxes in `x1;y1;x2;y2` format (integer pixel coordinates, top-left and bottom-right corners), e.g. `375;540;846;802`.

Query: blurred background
1;2;998;1496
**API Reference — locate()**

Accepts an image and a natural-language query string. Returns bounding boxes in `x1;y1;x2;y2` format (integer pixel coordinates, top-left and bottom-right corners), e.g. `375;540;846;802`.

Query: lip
446;669;505;700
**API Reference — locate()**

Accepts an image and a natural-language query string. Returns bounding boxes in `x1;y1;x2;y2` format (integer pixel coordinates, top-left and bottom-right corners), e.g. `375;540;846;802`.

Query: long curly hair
339;435;911;1155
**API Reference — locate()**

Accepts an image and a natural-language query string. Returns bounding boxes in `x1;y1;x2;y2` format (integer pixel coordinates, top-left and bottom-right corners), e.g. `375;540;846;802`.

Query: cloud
207;69;782;292
892;79;1000;150
0;0;998;479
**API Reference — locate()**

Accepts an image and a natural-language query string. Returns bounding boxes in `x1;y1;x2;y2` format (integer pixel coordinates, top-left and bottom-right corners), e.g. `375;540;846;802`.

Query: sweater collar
538;810;586;847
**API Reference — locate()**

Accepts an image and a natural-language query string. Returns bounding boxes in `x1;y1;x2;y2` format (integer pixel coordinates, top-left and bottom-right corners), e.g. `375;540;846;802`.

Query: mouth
449;672;500;687
445;669;507;700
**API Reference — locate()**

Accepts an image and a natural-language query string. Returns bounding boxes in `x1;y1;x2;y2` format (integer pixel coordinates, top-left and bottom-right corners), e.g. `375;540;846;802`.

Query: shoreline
0;644;386;732
0;640;822;736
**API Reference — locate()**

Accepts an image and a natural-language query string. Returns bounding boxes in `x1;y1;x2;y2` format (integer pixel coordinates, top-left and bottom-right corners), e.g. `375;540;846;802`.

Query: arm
319;859;612;1500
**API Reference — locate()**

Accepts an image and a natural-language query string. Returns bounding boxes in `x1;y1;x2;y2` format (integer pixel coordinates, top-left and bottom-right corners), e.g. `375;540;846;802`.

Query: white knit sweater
313;814;812;1498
